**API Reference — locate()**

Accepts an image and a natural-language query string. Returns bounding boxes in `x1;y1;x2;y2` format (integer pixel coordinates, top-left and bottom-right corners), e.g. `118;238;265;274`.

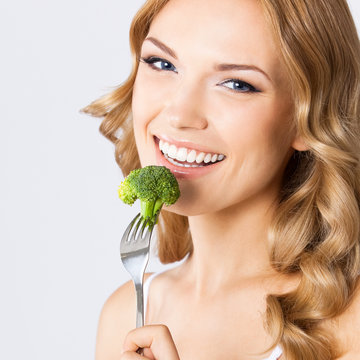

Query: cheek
217;100;295;201
132;79;152;166
132;74;151;133
132;69;170;120
132;72;167;141
224;99;294;157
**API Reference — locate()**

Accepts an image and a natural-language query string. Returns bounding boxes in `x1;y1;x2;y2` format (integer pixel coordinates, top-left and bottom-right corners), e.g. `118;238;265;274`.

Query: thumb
123;325;180;360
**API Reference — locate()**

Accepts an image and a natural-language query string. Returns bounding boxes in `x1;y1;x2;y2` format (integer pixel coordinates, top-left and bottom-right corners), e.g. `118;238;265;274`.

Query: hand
121;325;180;360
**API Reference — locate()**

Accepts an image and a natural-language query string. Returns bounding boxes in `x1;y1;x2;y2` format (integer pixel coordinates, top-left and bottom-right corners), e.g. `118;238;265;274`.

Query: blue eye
140;57;177;73
220;79;260;93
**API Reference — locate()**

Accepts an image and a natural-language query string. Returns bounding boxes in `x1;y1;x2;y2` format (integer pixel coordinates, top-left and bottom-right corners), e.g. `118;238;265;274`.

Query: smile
158;139;226;168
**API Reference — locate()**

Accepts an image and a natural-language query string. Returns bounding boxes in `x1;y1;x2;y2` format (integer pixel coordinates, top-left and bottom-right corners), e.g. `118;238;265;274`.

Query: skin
96;0;360;359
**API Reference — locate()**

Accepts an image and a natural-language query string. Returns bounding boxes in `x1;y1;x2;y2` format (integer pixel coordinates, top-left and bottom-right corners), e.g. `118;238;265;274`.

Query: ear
291;135;309;151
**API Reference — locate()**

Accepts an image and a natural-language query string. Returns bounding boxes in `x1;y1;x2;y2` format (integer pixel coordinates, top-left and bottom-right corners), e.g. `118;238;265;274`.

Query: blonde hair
82;0;360;358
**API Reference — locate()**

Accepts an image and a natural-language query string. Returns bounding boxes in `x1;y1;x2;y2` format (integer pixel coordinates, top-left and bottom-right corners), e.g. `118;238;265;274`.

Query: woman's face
132;0;301;216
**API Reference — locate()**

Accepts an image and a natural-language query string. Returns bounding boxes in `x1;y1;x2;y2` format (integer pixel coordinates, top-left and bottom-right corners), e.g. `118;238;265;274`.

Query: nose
162;80;208;130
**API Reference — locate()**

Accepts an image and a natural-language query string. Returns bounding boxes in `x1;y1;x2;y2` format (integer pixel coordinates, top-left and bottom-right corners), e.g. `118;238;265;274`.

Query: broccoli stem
153;198;164;217
140;201;154;221
140;198;164;224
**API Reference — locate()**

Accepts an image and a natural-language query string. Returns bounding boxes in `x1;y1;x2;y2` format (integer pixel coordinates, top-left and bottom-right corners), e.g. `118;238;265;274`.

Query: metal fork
120;213;157;330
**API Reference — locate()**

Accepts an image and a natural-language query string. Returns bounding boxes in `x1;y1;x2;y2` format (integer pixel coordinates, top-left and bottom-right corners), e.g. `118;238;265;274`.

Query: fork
120;212;157;332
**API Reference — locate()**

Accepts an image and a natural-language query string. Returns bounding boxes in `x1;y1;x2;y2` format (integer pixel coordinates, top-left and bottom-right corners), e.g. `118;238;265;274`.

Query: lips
153;136;226;179
158;138;225;168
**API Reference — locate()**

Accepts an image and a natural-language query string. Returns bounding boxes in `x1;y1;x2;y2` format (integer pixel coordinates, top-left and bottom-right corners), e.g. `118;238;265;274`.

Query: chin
161;200;193;218
162;196;219;218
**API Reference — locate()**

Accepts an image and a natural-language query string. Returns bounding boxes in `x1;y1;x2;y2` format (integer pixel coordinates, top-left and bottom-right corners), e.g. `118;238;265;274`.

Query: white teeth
165;154;204;168
157;139;225;166
204;153;212;163
176;147;188;162
187;150;196;163
168;144;177;159
196;152;205;163
162;142;170;155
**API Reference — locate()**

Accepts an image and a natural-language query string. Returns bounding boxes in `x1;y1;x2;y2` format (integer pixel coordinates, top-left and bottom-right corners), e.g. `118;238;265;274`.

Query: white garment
143;272;283;360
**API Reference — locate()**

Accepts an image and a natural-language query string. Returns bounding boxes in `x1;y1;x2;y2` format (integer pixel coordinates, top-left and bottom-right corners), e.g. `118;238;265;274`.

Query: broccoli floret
118;166;180;226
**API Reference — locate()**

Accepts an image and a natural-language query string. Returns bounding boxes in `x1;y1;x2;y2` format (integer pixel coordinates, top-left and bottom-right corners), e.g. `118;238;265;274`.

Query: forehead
147;0;280;70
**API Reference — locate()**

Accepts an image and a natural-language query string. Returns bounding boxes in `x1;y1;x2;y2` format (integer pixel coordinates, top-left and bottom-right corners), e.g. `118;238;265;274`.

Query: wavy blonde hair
82;0;360;358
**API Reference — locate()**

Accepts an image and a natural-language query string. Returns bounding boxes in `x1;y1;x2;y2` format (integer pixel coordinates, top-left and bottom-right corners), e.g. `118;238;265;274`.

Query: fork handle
135;282;144;328
135;282;145;355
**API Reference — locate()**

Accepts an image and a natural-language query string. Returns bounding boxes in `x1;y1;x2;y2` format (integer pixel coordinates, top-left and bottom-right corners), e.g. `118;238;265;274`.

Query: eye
219;79;260;93
140;56;177;73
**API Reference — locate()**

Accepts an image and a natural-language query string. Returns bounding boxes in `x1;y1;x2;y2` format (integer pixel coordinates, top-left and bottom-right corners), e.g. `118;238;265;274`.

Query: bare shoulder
95;273;153;360
329;278;360;359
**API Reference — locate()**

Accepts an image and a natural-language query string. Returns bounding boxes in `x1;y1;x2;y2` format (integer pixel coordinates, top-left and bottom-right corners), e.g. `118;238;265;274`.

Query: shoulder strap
264;345;283;360
143;272;160;322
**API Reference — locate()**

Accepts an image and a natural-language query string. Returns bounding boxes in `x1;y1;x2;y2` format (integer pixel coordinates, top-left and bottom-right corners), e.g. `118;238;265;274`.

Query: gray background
1;1;359;359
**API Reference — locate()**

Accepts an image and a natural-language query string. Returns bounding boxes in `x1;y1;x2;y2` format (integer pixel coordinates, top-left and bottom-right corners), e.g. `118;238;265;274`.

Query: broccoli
118;165;180;226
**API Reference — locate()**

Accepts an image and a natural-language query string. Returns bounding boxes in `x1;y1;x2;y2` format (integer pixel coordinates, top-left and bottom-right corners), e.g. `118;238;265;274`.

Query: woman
83;0;360;359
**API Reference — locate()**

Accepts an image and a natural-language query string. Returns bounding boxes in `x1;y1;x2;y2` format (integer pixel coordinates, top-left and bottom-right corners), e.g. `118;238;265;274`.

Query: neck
184;197;279;293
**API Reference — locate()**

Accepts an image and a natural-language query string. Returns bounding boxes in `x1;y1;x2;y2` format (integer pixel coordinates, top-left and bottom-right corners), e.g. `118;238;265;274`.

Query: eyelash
140;56;178;73
139;56;260;93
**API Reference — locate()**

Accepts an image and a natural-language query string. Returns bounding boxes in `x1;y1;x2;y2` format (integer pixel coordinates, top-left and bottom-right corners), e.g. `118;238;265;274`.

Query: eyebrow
144;36;271;82
144;37;178;59
214;63;272;83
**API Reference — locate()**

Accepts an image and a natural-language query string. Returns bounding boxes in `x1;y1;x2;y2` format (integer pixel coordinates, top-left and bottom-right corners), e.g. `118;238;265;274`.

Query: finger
123;325;180;360
122;344;155;360
120;350;150;360
143;348;156;360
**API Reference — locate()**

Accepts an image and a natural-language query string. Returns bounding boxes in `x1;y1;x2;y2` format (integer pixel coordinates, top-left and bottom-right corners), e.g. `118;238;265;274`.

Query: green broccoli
118;165;180;226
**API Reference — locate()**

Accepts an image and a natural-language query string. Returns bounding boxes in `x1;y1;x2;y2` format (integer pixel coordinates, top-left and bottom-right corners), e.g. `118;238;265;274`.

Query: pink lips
154;136;225;180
